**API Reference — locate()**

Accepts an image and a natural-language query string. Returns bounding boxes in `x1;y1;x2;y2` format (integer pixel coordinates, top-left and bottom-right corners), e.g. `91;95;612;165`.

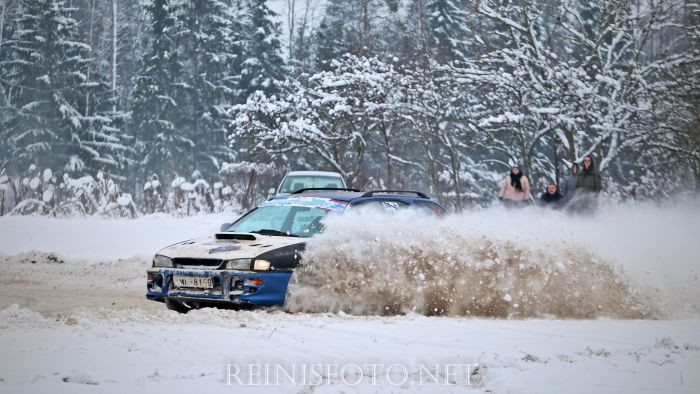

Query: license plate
173;275;214;289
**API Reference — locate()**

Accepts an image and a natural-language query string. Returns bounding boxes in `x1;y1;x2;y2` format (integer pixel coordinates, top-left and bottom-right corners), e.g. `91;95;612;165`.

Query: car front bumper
146;268;292;307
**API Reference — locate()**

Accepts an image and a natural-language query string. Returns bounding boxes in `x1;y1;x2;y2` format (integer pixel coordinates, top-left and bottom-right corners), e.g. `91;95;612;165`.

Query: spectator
561;162;579;207
498;165;531;208
562;163;578;196
576;156;602;192
575;155;603;212
540;182;564;208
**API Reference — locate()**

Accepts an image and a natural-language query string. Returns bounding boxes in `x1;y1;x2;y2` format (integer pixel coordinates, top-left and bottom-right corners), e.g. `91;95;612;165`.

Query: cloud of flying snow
286;199;700;318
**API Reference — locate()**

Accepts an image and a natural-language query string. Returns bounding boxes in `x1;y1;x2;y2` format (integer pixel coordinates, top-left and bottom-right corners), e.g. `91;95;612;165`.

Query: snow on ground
0;212;234;259
1;304;699;394
1;202;699;393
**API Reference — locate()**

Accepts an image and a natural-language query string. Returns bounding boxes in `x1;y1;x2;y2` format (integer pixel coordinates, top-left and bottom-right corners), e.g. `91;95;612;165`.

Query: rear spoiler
361;190;430;198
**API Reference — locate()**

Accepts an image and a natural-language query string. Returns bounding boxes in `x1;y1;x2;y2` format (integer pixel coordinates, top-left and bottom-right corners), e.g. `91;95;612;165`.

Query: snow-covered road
2;303;699;394
1;206;699;393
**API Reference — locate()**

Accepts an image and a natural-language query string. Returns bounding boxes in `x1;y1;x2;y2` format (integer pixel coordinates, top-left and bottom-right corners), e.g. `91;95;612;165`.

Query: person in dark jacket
576;156;602;192
575;155;602;212
540;182;564;208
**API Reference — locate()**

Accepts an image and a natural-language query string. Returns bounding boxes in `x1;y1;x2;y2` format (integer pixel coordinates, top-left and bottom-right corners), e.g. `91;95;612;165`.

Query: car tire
165;298;196;314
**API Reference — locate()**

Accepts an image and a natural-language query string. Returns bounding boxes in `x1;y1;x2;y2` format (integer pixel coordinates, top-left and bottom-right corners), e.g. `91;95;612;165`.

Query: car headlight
153;254;173;268
225;258;252;270
253;259;271;271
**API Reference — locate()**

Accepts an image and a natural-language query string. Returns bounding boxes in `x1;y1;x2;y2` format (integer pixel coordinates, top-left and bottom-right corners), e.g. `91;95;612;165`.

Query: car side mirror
219;223;231;232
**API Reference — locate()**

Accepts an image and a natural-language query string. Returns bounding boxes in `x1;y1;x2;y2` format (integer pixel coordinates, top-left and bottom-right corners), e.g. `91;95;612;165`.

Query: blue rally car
146;189;446;313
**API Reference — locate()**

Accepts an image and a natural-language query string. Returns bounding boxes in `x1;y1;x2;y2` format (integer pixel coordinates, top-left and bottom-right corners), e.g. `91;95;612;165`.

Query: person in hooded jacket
539;182;564;208
575;155;602;211
498;165;531;208
577;156;602;192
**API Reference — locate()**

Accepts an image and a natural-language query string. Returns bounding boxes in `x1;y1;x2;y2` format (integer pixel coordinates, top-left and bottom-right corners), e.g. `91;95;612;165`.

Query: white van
276;171;347;196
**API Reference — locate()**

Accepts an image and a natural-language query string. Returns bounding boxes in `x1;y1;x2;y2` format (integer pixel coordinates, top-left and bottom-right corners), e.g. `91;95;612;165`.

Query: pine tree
314;0;349;70
239;0;285;98
427;0;472;64
174;0;242;177
130;0;190;183
1;0;123;174
0;0;18;63
0;0;9;164
0;81;7;169
74;0;131;176
403;0;432;62
314;0;384;69
113;0;149;111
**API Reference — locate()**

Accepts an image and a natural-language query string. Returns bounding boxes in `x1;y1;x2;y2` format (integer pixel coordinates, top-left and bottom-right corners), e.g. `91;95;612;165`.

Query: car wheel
165;298;196;314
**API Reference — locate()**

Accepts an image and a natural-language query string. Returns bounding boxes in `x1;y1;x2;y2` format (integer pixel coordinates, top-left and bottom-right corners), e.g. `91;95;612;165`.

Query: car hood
157;233;303;260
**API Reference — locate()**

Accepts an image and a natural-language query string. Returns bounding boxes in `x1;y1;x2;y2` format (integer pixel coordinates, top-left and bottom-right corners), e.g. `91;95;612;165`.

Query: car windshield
279;175;344;193
226;205;332;238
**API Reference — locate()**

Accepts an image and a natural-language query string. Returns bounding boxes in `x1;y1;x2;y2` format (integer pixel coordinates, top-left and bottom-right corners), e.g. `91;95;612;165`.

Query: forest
0;0;698;215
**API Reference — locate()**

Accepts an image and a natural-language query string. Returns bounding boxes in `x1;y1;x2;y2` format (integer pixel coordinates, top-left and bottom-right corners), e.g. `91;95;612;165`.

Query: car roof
284;171;343;177
272;189;441;205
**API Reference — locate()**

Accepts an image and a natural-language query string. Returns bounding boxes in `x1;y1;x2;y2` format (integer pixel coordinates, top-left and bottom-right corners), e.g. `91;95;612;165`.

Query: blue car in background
146;189;446;313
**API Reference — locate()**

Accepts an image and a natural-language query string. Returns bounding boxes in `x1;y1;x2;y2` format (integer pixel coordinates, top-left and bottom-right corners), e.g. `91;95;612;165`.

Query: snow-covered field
1;203;699;393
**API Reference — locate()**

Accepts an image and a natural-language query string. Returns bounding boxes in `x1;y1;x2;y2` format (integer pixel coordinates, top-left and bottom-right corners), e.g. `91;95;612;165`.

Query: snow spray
286;200;700;318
